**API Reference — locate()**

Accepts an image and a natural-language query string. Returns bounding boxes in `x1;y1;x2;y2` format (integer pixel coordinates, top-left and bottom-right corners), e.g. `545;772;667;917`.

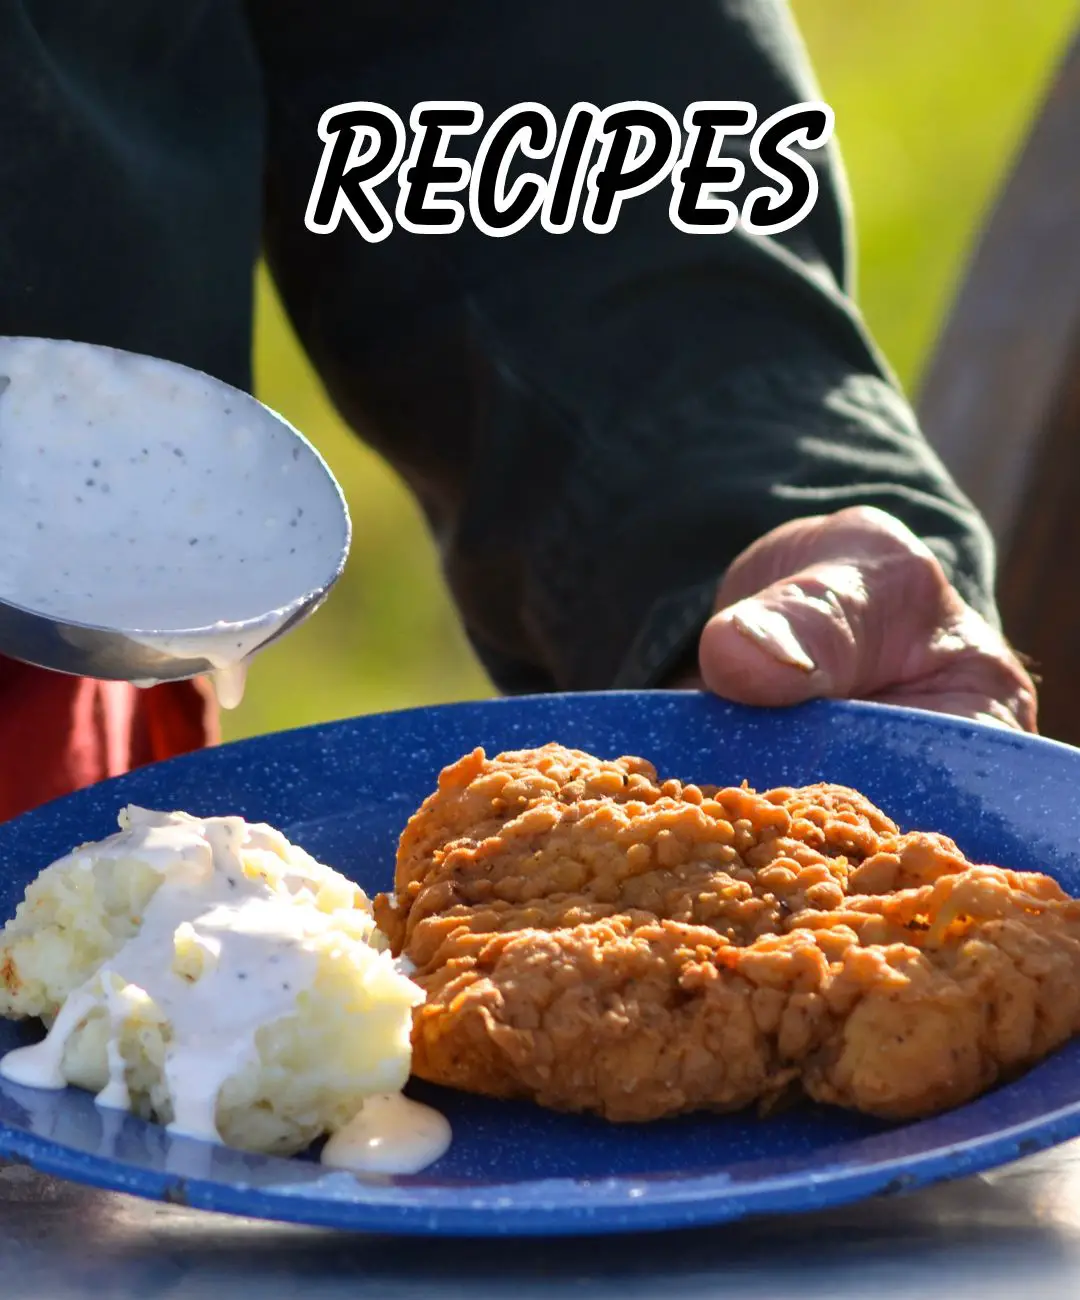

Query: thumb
696;509;950;707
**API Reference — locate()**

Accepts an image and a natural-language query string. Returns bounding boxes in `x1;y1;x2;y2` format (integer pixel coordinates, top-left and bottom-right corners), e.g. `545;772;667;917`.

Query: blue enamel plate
1;691;1079;1237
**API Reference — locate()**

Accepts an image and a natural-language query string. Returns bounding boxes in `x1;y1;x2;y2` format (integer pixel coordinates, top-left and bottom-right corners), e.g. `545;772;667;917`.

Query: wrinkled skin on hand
683;506;1037;733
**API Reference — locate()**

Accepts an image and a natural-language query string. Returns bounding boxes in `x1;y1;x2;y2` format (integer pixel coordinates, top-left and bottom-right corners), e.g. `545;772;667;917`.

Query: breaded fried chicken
373;744;1080;1122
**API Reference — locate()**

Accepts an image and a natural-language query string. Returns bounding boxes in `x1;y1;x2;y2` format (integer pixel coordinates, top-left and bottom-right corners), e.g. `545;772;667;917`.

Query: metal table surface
4;1146;1080;1300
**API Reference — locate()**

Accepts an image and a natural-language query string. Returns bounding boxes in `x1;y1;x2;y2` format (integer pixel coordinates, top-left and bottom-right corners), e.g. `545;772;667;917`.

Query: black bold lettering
584;103;680;233
397;102;482;233
543;103;600;232
742;103;834;234
305;102;406;242
471;104;555;236
669;103;755;233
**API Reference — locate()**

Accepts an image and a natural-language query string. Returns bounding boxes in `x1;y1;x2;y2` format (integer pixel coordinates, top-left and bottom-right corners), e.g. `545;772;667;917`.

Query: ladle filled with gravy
0;337;350;706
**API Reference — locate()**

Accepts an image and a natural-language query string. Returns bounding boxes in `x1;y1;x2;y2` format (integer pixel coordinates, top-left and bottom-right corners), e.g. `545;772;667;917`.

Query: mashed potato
0;807;426;1157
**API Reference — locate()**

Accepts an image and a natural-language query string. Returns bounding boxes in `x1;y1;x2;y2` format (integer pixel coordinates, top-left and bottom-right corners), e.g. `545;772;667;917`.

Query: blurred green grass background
223;0;1079;742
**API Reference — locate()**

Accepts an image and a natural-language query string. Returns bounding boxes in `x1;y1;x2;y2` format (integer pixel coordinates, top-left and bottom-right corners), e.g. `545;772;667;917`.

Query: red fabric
0;656;219;822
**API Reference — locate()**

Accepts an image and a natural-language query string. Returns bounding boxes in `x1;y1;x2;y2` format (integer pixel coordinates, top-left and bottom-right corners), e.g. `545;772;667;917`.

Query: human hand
680;506;1037;732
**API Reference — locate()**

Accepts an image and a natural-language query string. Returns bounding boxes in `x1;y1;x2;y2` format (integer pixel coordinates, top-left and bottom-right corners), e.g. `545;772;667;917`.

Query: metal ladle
0;337;350;694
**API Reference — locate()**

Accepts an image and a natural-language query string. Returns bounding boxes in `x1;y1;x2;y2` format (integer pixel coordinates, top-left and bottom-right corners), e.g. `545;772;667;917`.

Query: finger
697;507;1037;731
697;550;943;705
866;687;1027;732
715;505;941;606
894;604;1038;732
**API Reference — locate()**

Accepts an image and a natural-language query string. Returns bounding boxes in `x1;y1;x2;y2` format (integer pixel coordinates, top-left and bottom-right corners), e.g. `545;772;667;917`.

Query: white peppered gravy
322;1093;452;1175
0;808;449;1175
0;336;350;706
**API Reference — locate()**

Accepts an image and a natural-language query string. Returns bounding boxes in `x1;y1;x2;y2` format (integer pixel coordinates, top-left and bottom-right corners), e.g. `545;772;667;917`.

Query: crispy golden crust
373;744;1080;1123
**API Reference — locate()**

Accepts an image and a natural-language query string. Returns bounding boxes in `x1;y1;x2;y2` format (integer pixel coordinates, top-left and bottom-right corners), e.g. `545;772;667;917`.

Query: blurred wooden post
917;32;1080;745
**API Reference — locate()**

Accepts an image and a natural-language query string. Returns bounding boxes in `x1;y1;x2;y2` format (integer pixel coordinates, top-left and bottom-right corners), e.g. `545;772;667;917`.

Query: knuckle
822;507;946;581
830;504;919;550
833;504;901;534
